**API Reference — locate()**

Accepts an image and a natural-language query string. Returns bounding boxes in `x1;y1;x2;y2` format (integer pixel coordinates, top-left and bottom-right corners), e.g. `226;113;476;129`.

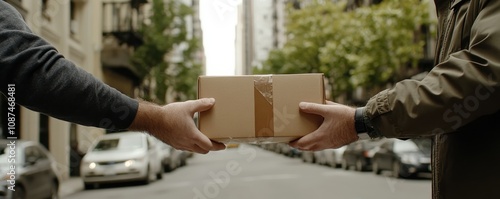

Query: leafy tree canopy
131;0;201;104
255;0;433;99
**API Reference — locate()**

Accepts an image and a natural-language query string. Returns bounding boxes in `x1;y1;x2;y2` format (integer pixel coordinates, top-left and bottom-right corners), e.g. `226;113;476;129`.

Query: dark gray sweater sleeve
0;1;138;130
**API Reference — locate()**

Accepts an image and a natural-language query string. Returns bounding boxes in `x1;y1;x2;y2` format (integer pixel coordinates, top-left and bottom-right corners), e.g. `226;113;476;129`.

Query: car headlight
124;157;146;167
124;160;134;167
81;161;97;169
89;162;96;169
400;154;419;165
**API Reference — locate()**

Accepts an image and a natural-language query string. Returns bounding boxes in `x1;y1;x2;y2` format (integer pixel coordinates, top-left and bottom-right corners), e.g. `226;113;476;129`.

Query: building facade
1;0;204;180
236;0;288;75
2;0;108;180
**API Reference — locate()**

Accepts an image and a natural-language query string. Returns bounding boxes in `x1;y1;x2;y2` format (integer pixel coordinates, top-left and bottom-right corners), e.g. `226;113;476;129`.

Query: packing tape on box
254;75;274;137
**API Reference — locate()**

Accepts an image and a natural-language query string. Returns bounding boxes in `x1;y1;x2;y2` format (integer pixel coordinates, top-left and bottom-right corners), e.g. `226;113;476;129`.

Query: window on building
39;114;49;150
70;0;84;40
292;0;301;9
42;0;51;21
70;0;78;38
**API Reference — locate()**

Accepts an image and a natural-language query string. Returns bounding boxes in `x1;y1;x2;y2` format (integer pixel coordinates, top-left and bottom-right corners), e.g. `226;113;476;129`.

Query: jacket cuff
358;106;382;138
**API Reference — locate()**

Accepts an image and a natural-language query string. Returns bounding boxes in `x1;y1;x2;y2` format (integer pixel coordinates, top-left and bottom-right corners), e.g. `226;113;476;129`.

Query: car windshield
92;134;143;151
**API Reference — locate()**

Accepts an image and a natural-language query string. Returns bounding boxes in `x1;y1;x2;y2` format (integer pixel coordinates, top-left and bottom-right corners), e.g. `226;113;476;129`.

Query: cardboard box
198;73;325;143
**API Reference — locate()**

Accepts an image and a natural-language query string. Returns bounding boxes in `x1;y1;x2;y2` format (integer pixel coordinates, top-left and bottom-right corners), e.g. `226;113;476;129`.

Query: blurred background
0;0;437;198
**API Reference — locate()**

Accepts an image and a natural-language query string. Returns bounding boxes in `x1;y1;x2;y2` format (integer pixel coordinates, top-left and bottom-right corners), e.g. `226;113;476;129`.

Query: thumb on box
190;98;215;113
299;102;328;117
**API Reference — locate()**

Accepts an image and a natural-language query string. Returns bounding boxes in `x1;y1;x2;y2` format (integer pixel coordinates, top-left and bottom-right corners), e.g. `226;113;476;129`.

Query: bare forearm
128;101;163;132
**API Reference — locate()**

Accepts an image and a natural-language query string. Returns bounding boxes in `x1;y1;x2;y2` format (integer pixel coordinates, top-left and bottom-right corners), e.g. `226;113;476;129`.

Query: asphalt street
64;144;431;199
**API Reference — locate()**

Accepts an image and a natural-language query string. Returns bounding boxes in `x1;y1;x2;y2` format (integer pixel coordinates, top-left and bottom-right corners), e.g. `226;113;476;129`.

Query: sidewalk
59;177;84;198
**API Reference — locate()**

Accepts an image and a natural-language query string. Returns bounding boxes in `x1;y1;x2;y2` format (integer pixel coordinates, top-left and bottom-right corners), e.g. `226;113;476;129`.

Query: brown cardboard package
198;73;325;144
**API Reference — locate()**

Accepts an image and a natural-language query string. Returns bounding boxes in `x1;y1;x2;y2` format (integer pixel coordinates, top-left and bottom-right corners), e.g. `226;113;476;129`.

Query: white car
156;141;184;172
318;146;347;168
0;140;61;199
80;132;163;189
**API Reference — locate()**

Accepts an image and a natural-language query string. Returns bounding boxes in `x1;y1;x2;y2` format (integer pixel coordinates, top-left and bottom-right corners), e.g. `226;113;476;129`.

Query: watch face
357;133;370;140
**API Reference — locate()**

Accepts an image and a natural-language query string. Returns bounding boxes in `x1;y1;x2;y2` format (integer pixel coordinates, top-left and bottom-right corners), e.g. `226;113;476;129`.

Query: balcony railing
102;0;147;48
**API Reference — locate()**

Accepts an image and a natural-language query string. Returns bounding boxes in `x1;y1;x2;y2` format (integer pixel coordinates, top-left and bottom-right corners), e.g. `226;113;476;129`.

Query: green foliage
131;0;201;104
255;0;434;99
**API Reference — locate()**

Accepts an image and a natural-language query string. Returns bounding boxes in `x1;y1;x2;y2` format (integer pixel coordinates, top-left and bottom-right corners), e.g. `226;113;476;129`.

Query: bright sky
199;0;239;76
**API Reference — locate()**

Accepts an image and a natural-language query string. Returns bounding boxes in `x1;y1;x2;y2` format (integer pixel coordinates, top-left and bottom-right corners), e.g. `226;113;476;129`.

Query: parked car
372;138;431;178
274;143;296;157
80;132;163;189
315;146;347;168
156;142;183;172
0;139;60;199
301;151;316;163
260;143;279;152
287;147;302;158
302;149;333;164
179;150;193;166
341;139;385;171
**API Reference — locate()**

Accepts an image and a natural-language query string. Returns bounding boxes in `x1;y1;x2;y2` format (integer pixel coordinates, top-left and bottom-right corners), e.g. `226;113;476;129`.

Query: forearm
364;1;500;138
365;44;500;138
128;101;163;133
6;52;139;130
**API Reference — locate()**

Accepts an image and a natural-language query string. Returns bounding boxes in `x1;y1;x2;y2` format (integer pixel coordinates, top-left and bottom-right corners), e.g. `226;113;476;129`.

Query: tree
131;0;202;104
256;0;433;100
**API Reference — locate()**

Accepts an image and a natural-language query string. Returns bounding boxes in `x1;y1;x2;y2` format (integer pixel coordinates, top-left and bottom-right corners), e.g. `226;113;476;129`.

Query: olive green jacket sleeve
364;0;500;138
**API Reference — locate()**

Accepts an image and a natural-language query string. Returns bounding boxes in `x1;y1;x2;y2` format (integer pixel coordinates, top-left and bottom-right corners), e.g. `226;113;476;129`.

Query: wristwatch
354;107;371;140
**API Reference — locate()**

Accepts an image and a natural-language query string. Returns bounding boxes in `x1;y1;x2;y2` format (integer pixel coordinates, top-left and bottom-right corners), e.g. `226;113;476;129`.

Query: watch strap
354;107;367;133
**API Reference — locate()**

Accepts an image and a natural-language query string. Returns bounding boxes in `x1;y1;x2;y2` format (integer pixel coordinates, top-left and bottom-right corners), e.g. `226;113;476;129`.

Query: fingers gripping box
198;73;325;144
